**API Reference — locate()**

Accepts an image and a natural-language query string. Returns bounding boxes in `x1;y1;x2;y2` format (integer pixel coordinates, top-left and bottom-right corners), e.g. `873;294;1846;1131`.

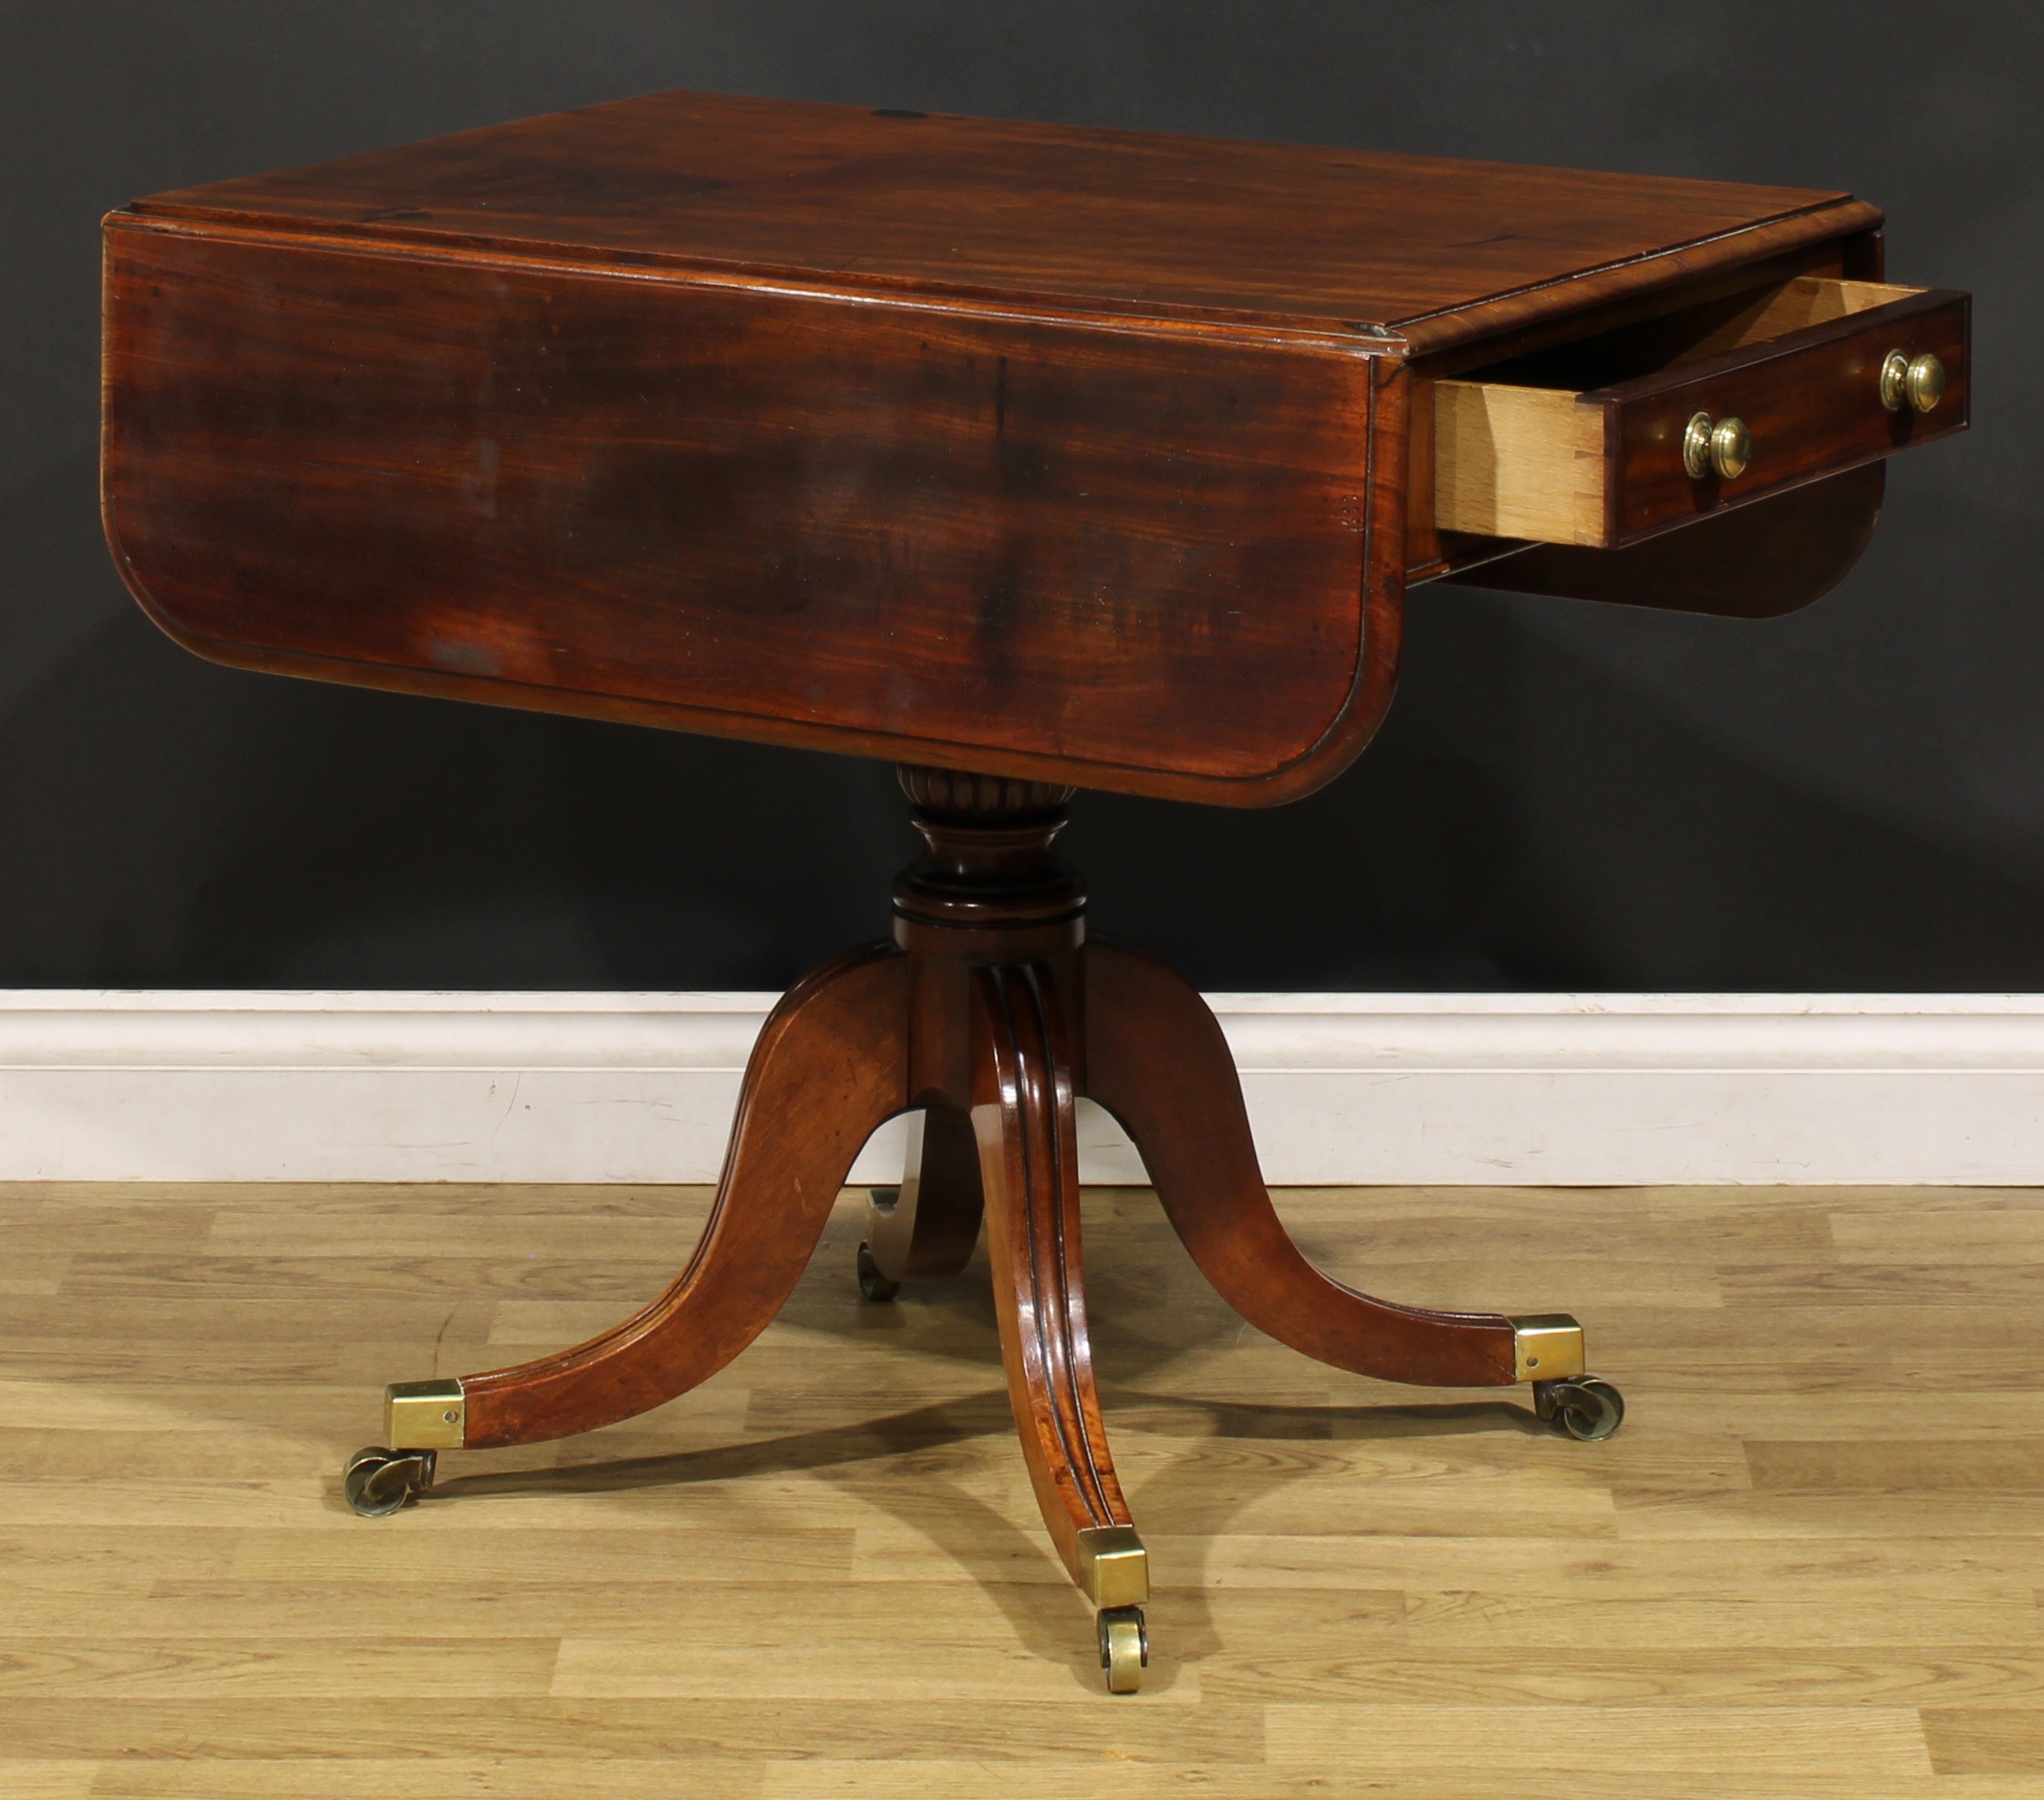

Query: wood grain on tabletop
118;88;1873;345
2;1176;2041;1796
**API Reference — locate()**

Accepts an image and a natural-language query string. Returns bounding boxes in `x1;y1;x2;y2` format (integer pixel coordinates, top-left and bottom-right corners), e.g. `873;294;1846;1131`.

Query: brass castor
1534;1375;1626;1442
855;1200;901;1302
1097;1604;1149;1694
343;1446;437;1516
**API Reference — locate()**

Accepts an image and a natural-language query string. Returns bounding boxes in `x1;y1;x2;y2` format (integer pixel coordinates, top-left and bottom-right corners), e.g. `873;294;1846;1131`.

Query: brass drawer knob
1880;349;1945;414
1683;411;1751;481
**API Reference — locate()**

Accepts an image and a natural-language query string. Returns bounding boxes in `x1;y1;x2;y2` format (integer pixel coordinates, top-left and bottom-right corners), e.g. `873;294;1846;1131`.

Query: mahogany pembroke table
101;91;1971;1690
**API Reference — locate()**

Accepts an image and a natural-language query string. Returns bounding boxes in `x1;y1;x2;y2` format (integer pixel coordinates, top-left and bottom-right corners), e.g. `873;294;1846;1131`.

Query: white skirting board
0;990;2039;1186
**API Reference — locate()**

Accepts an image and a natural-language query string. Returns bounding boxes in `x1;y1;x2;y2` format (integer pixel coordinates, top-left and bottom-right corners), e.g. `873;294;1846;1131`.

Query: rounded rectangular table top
103;91;1919;804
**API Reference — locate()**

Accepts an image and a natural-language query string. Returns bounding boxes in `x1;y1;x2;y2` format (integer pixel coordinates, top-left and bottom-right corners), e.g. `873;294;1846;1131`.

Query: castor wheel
1533;1375;1626;1442
343;1446;437;1516
1097;1604;1149;1694
856;1236;900;1302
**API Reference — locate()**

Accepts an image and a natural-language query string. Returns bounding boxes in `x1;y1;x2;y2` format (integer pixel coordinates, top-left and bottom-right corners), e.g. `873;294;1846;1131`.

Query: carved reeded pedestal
345;767;1622;1692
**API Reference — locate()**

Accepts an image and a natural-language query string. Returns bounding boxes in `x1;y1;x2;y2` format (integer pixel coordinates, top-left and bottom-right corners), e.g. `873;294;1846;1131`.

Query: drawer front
1603;287;1969;545
1433;280;1971;550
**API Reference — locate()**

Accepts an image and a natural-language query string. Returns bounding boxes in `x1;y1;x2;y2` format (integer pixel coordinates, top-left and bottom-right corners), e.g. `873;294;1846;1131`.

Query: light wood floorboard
1;1179;2041;1794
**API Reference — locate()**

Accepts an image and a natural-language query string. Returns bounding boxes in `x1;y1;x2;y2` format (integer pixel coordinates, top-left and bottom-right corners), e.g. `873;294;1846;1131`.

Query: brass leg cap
1509;1314;1586;1383
1076;1524;1149;1609
385;1378;465;1450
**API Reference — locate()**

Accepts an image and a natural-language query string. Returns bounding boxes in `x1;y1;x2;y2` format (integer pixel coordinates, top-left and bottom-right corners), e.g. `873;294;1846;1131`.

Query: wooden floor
2;1179;2042;1796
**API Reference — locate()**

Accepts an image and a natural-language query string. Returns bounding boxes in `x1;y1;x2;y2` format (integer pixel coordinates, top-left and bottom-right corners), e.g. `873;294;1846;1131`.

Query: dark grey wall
4;2;2037;992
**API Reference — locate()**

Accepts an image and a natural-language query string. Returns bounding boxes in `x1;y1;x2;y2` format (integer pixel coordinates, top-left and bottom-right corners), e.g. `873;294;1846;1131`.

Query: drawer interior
1433;276;1927;546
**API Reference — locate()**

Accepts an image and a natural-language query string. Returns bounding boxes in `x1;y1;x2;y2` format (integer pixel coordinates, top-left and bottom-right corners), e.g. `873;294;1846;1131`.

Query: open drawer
1433;276;1970;549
